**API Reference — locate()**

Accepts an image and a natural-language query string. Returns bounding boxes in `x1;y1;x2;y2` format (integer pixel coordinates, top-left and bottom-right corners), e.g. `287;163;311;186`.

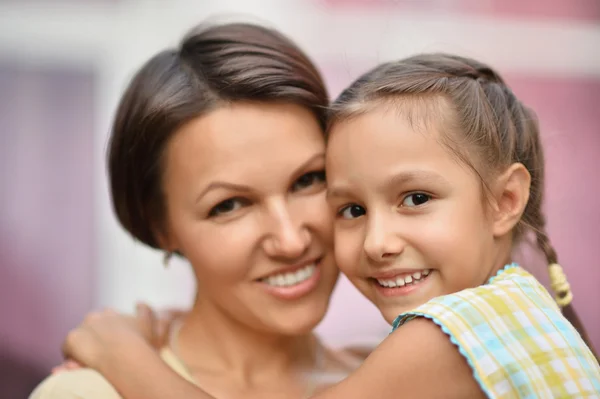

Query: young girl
61;53;600;398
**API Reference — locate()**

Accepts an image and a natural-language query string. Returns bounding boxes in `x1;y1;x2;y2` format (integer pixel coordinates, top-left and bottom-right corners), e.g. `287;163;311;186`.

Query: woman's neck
173;295;318;388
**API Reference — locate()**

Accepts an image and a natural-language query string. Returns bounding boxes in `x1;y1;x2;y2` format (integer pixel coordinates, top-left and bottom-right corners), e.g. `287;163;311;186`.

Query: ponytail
535;230;598;360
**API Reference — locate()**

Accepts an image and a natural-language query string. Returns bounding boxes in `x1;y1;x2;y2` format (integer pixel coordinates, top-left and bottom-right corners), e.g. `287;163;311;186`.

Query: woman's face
160;102;339;335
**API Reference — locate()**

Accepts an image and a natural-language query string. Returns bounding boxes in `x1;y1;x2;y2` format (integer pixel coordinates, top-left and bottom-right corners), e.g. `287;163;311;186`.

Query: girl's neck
485;236;515;282
172;295;319;387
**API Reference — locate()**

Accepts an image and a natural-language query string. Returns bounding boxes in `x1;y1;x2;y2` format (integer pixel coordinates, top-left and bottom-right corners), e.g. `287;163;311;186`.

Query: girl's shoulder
389;264;600;398
392;263;556;330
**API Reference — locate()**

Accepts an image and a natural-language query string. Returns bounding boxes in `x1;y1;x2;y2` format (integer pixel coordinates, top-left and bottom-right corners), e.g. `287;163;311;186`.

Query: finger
62;329;77;360
154;317;167;348
65;359;82;370
163;308;187;320
154;309;185;348
51;365;68;374
138;302;156;315
135;302;157;347
154;318;174;348
51;359;82;374
61;328;93;366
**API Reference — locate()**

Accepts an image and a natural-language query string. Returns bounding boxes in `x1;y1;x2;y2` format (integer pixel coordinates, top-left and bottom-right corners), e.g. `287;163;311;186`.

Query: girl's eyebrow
383;170;451;189
327;169;451;200
326;184;353;200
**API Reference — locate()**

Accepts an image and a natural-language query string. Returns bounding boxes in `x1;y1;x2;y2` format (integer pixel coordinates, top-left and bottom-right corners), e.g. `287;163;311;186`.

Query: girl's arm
65;310;485;399
61;308;215;399
95;341;212;399
311;318;487;399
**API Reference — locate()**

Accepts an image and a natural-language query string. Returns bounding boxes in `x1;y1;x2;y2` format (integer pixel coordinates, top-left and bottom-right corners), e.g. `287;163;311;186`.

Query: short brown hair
108;22;328;249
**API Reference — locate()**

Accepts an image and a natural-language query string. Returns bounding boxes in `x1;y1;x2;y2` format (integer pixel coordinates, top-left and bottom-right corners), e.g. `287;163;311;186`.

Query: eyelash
401;192;431;207
291;170;326;192
208;197;249;217
336;192;432;220
337;204;366;220
207;170;326;218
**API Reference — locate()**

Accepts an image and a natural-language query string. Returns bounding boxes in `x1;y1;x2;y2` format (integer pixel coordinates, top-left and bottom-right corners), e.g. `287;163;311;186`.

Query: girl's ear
490;163;531;237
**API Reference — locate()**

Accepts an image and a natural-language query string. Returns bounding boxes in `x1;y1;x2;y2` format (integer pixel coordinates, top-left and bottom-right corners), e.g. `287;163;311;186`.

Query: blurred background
1;0;599;396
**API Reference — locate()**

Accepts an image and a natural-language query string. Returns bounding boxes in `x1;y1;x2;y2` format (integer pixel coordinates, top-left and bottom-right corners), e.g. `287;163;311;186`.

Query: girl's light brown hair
328;53;596;357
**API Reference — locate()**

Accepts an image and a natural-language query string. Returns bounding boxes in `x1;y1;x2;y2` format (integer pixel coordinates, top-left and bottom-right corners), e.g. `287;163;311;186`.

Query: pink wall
0;63;95;396
510;75;600;350
320;0;600;22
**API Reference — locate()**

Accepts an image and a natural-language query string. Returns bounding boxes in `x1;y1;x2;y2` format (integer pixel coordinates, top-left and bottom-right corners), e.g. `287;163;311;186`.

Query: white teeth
376;269;431;288
264;264;316;287
298;268;307;280
284;274;294;285
380;280;395;288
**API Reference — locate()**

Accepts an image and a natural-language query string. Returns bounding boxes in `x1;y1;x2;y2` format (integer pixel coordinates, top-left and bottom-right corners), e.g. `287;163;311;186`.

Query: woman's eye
338;204;366;220
402;193;431;207
292;170;326;191
208;198;246;217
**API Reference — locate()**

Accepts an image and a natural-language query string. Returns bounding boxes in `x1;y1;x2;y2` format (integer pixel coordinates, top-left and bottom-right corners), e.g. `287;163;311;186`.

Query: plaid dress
392;264;600;398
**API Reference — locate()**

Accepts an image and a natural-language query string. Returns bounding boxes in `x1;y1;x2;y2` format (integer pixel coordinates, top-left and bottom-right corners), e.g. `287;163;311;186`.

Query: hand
150;306;187;348
59;303;185;375
51;359;82;374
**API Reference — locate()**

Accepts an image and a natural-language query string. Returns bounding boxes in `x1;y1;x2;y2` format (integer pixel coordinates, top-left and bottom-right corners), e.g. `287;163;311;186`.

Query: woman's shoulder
29;368;121;399
30;349;182;399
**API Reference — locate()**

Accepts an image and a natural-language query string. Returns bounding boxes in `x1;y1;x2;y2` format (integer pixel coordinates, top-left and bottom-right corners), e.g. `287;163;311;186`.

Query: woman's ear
153;222;179;253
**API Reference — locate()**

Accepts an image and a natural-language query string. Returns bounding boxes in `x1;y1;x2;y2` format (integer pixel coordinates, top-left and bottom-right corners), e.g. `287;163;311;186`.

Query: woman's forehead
163;102;326;186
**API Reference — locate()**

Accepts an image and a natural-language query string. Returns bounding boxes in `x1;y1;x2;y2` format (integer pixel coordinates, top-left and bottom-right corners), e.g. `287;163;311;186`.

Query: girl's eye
208;198;246;217
292;170;326;191
402;193;431;207
338;204;366;220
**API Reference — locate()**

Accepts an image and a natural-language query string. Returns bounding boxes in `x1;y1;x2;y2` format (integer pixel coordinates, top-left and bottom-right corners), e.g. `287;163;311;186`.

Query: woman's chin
263;303;329;336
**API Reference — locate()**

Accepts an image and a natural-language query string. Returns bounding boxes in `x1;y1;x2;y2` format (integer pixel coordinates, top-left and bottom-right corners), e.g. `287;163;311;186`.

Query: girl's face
160;102;339;335
326;105;506;324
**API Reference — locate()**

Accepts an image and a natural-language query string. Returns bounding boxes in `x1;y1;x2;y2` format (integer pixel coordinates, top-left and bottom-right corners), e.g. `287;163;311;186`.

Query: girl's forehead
328;95;453;132
327;97;455;149
327;105;448;154
324;106;478;187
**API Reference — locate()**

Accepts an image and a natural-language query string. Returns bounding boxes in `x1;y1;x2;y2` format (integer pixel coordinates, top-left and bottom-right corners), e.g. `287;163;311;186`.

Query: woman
30;21;366;399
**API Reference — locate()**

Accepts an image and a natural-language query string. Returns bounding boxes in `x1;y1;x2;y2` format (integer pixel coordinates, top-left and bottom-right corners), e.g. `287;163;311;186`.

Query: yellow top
29;347;193;399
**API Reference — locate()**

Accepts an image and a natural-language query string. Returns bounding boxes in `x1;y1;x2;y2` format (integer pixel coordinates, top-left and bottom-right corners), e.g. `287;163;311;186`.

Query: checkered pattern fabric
392;264;600;398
